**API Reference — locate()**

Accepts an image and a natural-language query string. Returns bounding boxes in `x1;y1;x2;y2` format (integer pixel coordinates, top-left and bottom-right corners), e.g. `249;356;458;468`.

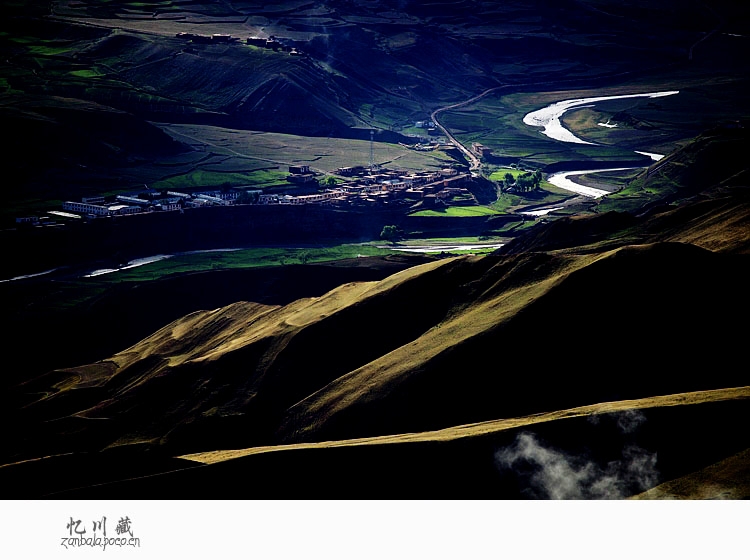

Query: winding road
430;86;508;173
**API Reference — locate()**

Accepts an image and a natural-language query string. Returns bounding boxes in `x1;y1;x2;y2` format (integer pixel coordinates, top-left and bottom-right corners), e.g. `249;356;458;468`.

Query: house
337;166;365;176
15;216;39;225
287;164;317;184
220;191;240;201
63;201;111;216
62;200;142;217
471;142;492;157
289;165;311;174
287;173;318;184
116;195;151;206
107;204;141;215
47;211;81;221
158;201;181;212
247;36;266;47
196;194;228;205
166;191;192;199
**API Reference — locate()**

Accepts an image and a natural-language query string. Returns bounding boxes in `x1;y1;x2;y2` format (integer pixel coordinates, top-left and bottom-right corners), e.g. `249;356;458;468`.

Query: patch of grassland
0;77;23;94
400;126;430;138
490;193;529;212
561;104;675;150
151;169;289;190
486;175;572;212
439;87;700;167
409;206;502;217
25;44;74;56
93;244;394;283
384;246;500;255
180;386;750;465
367;235;506;247
69;69;102;78
594;172;672;213
11;243;396;315
159;124;455;174
487;168;535;182
570;168;642;191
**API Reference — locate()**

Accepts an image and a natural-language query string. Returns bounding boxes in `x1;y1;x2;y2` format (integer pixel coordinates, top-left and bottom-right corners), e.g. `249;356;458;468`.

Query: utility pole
369;129;374;173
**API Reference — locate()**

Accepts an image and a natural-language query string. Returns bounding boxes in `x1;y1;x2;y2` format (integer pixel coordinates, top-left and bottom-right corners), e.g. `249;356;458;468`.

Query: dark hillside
276;243;749;444
1;0;749;502
4;115;748;497
498;126;750;255
0;97;189;200
5;239;747;467
0;254;434;387
633;126;750;205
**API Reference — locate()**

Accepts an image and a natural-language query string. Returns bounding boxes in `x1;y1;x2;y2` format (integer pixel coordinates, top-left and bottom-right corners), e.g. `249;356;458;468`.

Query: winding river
522;90;679;145
3;90;684;281
523;90;679;199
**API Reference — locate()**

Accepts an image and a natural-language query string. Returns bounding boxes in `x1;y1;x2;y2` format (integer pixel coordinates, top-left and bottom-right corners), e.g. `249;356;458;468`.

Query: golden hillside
4;130;749;498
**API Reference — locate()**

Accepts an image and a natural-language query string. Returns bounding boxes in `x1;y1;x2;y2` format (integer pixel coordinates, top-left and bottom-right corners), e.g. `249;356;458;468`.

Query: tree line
501;170;542;193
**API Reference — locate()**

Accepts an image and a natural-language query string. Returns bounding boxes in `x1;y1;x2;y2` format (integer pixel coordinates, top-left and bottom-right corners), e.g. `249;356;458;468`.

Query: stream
523;90;679;199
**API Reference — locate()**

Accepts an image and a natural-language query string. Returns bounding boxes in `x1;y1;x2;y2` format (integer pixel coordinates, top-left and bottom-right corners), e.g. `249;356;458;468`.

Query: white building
259;194;280;205
63;201;111;216
196;194;228;205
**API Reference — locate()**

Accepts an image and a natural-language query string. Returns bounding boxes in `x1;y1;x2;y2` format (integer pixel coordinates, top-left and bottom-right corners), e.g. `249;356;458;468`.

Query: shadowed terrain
2;0;749;212
3;128;749;497
2;1;749;500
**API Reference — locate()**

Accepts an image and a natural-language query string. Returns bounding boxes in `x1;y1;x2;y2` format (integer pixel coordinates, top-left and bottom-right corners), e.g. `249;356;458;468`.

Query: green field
159;124;455;175
69;69;103;78
488;168;522;182
409;206;502;217
151;168;289;191
439;82;740;169
91;244;394;283
13;243;397;313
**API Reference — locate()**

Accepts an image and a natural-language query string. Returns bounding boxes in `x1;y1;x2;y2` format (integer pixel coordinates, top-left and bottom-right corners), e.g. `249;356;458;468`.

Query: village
11;29;504;227
14;19;500;229
19;161;476;225
175;31;308;57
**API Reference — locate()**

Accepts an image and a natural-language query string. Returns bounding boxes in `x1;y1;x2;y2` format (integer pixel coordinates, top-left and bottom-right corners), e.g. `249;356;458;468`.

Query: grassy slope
7;385;747;499
183;386;750;465
631;447;750;500
0;253;435;388
2;1;750;499
497;127;750;255
1;230;748;498
8;233;749;461
5;123;750;483
4;129;748;499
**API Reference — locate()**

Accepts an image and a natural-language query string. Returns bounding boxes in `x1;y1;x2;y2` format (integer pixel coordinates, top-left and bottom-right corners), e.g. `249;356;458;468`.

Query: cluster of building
175;32;306;56
17;164;475;226
318;166;474;208
52;190;240;220
261;164;475;207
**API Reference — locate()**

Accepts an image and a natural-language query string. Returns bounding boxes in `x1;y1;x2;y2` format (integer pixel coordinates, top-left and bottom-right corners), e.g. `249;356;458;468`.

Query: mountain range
1;0;749;499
